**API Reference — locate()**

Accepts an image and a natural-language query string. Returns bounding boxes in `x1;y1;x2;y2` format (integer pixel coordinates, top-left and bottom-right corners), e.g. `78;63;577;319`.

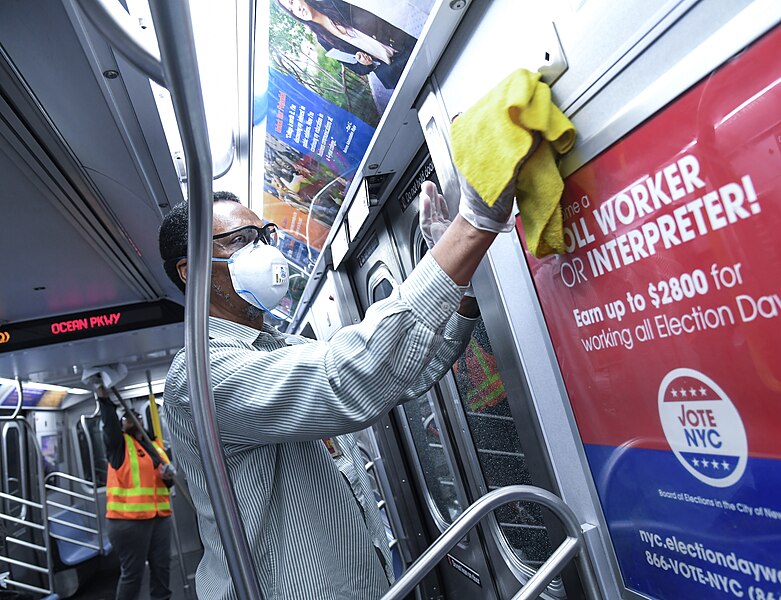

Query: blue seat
48;509;111;567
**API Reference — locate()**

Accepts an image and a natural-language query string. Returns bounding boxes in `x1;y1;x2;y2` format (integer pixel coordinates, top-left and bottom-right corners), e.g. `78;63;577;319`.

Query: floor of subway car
70;549;202;600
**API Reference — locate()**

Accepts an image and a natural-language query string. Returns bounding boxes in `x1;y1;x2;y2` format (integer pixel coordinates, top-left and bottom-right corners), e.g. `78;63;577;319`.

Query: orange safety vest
106;434;171;520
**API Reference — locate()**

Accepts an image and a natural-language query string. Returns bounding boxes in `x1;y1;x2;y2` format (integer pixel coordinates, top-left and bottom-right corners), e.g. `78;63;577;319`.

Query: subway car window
77;415;108;487
402;393;462;524
1;423;24;518
450;321;554;567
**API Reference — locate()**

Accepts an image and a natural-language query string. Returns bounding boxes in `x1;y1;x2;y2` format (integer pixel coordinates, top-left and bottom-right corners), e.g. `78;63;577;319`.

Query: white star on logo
711;460;719;469
692;458;699;466
699;387;707;397
689;387;697;397
671;389;678;398
680;388;688;397
721;461;729;469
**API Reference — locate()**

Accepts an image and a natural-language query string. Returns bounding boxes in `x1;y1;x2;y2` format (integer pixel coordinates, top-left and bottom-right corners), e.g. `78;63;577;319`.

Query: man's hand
82;374;109;399
159;462;176;483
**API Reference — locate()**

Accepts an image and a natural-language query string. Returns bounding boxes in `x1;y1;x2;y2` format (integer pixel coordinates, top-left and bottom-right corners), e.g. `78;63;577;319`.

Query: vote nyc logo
658;368;747;487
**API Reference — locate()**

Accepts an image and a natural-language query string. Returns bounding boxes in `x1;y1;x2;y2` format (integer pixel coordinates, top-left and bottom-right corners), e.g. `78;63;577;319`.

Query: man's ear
176;258;187;285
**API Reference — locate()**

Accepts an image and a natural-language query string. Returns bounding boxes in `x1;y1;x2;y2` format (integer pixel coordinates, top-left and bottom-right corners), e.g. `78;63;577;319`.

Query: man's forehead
212;200;262;234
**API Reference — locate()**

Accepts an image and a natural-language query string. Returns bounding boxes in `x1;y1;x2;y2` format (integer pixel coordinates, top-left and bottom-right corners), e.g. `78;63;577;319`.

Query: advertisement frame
528;9;781;600
480;5;781;600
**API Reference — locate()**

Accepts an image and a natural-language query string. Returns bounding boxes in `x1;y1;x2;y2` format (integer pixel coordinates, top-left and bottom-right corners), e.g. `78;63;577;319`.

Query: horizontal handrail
46;499;98;518
45;471;97;488
0;511;45;530
45;484;94;502
381;485;600;600
0;576;51;595
6;536;46;552
48;516;99;535
49;533;100;551
0;554;48;574
0;490;43;509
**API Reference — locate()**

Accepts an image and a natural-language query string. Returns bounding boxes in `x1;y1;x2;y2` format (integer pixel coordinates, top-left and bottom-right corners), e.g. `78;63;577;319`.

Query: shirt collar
208;316;286;346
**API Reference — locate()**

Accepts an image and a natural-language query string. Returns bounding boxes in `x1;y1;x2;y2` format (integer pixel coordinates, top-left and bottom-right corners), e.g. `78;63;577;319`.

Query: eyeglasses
212;223;278;253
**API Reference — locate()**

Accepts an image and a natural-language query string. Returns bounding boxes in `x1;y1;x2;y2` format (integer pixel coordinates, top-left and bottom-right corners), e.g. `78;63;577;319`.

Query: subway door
384;134;580;600
347;173;500;600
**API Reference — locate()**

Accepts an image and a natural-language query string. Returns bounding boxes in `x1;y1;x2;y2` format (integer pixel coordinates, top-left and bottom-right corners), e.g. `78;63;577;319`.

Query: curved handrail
76;0;165;86
0;378;24;421
145;2;264;599
381;485;600;600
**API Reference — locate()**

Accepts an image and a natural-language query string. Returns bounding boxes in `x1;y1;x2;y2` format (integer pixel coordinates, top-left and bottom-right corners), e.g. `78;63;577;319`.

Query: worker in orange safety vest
97;387;174;600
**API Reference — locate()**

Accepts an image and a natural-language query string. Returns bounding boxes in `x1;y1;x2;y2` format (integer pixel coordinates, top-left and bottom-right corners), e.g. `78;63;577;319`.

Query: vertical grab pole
146;2;264;599
146;370;164;443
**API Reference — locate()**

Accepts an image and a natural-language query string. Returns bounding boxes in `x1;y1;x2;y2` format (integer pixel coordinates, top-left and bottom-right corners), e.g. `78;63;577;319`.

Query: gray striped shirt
163;253;475;599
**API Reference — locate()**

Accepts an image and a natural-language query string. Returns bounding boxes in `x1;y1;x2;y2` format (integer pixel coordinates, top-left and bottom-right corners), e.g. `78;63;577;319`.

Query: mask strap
236;290;293;321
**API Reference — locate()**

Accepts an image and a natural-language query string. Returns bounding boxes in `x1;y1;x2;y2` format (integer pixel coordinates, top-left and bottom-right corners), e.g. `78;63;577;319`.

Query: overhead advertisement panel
524;28;781;600
253;0;434;297
0;385;66;410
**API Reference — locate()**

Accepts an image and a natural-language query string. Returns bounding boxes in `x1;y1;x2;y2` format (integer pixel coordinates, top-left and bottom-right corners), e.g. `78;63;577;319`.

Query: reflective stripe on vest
106;434;172;519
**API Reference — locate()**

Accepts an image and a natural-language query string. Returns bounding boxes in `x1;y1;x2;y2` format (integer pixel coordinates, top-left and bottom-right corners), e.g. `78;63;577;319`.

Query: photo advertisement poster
523;28;781;600
252;0;434;313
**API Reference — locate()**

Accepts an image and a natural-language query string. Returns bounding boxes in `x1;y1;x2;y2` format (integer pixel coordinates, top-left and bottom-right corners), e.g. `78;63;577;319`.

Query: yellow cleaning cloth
451;69;576;257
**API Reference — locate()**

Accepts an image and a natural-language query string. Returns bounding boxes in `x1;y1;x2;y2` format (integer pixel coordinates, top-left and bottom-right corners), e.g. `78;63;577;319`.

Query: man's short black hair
158;191;241;292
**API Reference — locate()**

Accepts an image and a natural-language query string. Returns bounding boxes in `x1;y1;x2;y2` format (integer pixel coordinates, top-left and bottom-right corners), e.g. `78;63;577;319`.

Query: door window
77;415;108;487
451;319;555;568
1;423;24;518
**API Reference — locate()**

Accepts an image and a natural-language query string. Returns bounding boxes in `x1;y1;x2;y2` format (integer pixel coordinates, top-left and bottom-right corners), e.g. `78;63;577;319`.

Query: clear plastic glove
419;180;475;297
457;172;516;233
419;181;450;248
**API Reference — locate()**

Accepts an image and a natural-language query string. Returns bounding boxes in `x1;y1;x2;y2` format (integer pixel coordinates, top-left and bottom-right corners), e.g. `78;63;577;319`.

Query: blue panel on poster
585;444;781;599
265;68;375;175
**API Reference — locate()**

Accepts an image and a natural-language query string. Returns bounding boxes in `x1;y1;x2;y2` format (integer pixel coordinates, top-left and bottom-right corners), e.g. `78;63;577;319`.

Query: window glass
452;319;554;567
402;395;461;524
77;416;108;487
371;279;395;303
2;425;23;517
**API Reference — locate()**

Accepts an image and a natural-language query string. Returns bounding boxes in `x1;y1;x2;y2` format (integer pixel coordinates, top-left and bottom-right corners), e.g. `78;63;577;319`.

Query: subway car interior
0;0;779;598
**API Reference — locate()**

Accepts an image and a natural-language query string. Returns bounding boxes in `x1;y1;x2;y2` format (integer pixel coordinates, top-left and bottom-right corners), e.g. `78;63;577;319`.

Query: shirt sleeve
165;253;475;445
98;397;125;470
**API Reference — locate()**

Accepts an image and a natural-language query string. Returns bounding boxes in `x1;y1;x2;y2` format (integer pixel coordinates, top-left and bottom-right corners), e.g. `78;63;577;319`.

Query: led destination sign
50;312;121;335
0;301;183;353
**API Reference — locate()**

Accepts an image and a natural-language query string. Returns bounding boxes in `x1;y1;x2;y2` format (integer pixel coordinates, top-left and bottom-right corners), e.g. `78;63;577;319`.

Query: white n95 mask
214;241;290;318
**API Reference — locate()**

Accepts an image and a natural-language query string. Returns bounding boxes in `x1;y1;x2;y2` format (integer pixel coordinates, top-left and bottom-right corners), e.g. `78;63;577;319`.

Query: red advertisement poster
524;27;781;600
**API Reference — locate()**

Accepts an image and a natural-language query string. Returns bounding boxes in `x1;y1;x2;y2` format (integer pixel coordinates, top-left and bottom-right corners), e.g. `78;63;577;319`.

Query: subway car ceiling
0;1;191;391
0;0;473;392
